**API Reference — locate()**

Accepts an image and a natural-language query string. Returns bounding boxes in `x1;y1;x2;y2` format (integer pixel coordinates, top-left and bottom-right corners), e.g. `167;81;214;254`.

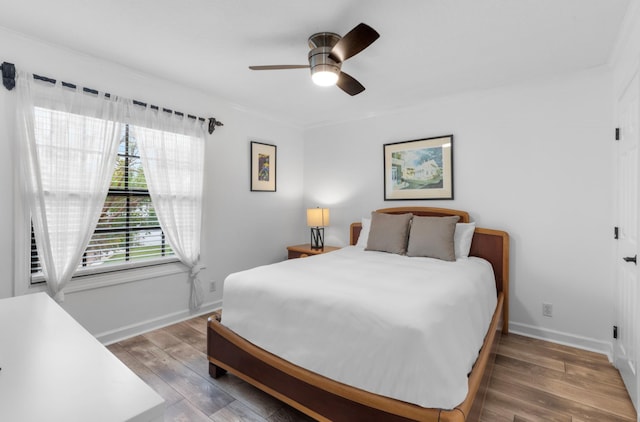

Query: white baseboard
510;321;614;362
96;299;222;345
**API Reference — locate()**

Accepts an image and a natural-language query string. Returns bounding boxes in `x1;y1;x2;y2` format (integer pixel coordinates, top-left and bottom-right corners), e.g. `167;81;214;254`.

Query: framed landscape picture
383;135;453;200
251;141;277;192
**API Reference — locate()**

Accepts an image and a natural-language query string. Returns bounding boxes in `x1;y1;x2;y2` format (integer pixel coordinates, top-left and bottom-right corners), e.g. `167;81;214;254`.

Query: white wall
304;67;614;354
612;1;640;99
0;27;305;342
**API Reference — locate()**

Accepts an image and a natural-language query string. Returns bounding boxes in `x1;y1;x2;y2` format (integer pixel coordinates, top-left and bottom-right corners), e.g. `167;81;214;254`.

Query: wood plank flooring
481;334;636;422
107;315;637;422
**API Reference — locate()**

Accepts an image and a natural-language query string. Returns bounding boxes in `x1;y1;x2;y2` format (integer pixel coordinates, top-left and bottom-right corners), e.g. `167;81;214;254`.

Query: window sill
28;261;190;295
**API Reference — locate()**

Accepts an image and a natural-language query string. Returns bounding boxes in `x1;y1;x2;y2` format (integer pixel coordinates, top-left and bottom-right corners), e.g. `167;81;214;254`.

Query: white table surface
0;293;164;422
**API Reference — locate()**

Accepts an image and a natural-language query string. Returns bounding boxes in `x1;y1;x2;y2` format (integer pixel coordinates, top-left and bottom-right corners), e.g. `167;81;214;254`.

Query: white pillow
355;217;371;248
454;222;475;259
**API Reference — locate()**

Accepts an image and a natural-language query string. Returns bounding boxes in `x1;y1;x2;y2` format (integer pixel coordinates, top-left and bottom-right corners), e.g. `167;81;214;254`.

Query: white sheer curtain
16;72;126;301
131;109;206;310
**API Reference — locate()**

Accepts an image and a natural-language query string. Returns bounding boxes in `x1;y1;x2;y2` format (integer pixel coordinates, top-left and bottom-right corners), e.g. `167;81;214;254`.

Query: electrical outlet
209;281;216;293
543;302;553;317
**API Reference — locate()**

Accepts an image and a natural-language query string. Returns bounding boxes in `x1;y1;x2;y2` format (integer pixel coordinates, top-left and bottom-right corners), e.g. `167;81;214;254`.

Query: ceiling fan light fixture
311;66;339;86
309;43;341;87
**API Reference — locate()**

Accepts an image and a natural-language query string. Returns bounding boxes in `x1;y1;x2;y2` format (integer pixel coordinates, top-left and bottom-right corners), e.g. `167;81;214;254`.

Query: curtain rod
0;61;223;134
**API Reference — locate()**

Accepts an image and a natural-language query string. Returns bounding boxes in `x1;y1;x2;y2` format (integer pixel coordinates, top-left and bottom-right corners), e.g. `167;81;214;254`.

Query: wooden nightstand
287;244;341;259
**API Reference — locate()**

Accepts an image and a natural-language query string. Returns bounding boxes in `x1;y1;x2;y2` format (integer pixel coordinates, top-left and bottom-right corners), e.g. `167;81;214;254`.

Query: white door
615;72;640;413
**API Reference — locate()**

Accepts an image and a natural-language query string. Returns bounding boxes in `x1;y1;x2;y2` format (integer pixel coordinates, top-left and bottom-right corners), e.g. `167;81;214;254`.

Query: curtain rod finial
1;62;16;91
208;117;224;134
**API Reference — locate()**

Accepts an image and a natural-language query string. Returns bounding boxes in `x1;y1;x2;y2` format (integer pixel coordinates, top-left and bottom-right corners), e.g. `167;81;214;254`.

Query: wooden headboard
350;206;510;333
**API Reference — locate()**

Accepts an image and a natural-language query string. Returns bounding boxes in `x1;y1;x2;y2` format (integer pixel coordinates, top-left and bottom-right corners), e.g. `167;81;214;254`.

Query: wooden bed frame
207;207;509;422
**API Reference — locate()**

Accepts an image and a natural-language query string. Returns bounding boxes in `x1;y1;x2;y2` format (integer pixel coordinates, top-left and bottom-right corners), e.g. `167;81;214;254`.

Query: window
30;123;175;282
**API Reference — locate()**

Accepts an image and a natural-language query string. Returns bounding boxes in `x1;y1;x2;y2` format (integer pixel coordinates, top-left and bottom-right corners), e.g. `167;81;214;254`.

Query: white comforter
221;246;497;409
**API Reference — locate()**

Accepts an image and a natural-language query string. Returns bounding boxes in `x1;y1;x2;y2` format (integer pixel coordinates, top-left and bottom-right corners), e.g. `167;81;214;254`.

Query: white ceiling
0;0;630;128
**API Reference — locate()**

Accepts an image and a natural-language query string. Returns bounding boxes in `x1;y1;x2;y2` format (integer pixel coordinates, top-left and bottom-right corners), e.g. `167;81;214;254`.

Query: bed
207;207;509;421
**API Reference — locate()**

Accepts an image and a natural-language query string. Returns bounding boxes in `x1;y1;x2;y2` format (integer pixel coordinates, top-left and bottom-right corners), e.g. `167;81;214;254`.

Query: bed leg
209;362;227;379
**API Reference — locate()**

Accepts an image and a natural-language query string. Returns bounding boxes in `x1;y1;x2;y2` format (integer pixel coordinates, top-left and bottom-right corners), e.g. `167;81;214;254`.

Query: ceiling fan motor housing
308;32;342;84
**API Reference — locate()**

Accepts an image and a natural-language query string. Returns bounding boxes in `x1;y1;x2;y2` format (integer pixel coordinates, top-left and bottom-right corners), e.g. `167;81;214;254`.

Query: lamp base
310;227;324;250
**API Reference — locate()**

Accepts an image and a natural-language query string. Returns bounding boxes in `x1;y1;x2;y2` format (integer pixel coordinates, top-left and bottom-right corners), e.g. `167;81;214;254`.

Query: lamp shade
307;208;330;227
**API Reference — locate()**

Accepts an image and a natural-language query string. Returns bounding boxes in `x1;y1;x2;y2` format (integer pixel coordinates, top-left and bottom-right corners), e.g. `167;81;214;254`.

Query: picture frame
383;135;453;200
250;141;277;192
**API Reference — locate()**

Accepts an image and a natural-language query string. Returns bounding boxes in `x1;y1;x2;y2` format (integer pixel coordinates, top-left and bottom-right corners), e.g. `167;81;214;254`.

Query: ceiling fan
249;23;379;96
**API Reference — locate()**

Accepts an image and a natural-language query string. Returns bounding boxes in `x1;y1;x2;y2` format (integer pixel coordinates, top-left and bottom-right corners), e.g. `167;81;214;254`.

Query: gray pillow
406;216;460;261
365;212;413;255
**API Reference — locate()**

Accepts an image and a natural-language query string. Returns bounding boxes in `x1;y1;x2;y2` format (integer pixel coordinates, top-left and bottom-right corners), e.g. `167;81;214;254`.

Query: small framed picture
250;141;277;192
383;135;453;200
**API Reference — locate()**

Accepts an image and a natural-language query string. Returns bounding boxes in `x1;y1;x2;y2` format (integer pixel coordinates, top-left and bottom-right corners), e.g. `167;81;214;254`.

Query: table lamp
307;208;330;249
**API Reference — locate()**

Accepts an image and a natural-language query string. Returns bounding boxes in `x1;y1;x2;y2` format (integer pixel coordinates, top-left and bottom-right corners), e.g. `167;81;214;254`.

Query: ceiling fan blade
337;71;365;96
249;65;310;70
330;23;379;63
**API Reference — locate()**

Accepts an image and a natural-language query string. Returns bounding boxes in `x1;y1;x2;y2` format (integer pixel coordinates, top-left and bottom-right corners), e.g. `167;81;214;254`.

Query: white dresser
0;292;164;422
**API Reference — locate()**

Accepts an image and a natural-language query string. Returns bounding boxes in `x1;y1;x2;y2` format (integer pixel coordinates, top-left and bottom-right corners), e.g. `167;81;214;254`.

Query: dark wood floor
108;314;637;422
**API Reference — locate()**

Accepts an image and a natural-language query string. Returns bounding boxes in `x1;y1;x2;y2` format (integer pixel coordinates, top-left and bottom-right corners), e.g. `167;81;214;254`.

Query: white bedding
221;246;497;409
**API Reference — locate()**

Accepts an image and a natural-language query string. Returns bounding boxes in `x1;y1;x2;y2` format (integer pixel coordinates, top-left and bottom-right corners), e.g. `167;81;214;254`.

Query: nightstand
287;244;341;259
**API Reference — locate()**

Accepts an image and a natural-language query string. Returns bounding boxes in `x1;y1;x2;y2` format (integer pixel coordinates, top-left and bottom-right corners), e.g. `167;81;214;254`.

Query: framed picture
383;135;453;200
250;141;277;192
